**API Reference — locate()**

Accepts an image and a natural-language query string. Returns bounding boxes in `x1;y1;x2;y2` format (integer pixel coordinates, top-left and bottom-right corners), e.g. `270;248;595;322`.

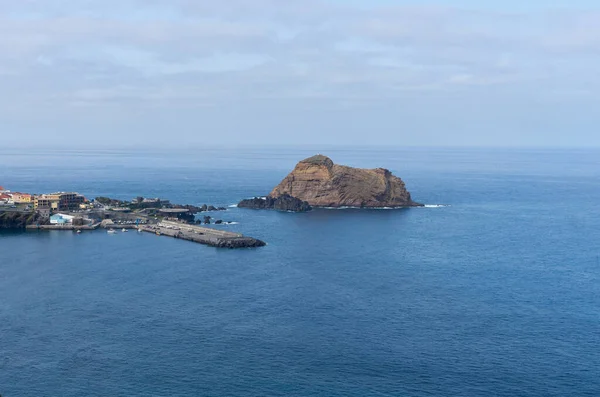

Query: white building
50;213;75;224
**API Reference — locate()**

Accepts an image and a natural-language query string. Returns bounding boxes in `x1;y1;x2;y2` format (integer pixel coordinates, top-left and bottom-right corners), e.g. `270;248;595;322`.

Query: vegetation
95;196;125;206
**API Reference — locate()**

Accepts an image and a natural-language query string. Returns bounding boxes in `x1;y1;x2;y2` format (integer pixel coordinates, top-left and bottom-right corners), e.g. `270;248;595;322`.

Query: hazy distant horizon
1;0;599;147
3;142;600;151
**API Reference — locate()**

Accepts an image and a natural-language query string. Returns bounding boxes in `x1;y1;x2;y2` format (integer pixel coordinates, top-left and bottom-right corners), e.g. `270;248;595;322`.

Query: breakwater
140;221;266;248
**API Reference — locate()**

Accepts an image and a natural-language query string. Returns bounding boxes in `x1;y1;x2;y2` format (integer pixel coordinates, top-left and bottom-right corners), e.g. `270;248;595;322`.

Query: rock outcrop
238;194;312;212
212;237;267;249
269;154;421;208
0;211;47;229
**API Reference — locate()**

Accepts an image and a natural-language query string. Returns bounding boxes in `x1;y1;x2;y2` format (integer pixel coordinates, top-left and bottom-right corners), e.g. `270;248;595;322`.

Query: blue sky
1;0;599;147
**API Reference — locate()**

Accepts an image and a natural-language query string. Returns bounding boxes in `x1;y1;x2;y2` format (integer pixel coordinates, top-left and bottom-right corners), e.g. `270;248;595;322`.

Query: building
34;192;85;211
142;198;170;205
37;207;51;218
0;186;8;193
34;195;60;211
50;213;75;225
0;193;11;203
52;192;85;211
11;193;32;204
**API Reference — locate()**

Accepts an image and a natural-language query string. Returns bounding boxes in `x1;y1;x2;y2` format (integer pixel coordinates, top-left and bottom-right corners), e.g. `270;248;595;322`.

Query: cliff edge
0;211;47;228
269;154;421;208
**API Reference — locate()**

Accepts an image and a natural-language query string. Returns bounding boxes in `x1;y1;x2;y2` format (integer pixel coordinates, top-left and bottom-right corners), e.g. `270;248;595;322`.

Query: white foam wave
423;204;448;208
228;204;238;208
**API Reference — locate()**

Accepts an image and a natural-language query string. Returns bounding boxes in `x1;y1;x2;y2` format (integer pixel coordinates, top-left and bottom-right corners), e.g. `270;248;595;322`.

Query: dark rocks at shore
171;204;226;214
177;204;203;213
0;211;48;229
193;204;227;213
215;220;223;224
237;194;312;212
203;216;211;224
213;237;266;249
177;211;196;224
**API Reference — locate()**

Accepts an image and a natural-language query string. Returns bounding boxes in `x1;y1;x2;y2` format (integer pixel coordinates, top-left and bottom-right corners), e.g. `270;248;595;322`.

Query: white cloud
1;0;599;146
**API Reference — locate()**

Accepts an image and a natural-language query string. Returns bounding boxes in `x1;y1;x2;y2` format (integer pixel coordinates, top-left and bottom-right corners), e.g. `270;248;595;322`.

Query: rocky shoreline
0;211;48;229
237;194;312;212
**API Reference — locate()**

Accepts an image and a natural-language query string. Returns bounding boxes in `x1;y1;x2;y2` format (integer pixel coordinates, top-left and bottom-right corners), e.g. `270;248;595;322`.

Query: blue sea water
1;147;599;396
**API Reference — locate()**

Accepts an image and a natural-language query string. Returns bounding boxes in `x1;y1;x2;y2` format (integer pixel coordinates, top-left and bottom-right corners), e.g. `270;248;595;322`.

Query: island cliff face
269;155;421;208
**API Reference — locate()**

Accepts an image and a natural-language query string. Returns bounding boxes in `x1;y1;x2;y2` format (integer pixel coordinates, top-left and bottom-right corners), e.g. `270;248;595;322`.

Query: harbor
22;218;265;248
1;187;266;249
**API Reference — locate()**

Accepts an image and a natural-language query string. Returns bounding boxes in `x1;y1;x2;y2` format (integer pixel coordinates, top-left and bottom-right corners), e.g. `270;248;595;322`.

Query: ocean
1;147;599;396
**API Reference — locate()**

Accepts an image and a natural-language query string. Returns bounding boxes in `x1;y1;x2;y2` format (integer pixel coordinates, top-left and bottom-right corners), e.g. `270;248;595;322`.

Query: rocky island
239;154;422;211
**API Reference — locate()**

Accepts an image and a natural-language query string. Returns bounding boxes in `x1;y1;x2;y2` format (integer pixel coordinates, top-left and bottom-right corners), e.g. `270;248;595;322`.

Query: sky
1;0;599;147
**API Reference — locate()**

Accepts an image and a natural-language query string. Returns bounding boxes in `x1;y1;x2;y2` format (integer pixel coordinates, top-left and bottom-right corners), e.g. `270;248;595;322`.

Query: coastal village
0;186;90;221
0;185;265;248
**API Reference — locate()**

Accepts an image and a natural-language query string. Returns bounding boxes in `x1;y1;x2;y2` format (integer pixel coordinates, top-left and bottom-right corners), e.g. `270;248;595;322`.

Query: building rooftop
51;213;75;219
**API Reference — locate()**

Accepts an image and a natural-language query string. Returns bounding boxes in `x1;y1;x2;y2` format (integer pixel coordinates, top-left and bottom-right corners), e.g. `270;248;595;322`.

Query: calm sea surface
1;147;599;396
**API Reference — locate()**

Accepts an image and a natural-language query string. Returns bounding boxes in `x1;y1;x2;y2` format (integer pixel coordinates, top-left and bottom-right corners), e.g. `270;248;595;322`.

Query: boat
137;228;143;233
76;230;81;234
122;228;128;232
107;229;117;234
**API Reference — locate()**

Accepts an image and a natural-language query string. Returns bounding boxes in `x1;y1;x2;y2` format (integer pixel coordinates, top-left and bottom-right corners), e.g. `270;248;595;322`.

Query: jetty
139;221;266;248
23;219;265;248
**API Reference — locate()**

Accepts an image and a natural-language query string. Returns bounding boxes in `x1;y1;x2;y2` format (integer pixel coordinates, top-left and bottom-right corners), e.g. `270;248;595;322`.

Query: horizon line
2;143;600;151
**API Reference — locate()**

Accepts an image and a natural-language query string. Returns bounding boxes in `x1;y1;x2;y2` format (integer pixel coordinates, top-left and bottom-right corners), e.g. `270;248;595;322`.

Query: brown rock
269;154;421;208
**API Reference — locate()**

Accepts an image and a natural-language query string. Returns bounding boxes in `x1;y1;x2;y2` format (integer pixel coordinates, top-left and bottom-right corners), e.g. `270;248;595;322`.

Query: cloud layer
1;0;599;146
